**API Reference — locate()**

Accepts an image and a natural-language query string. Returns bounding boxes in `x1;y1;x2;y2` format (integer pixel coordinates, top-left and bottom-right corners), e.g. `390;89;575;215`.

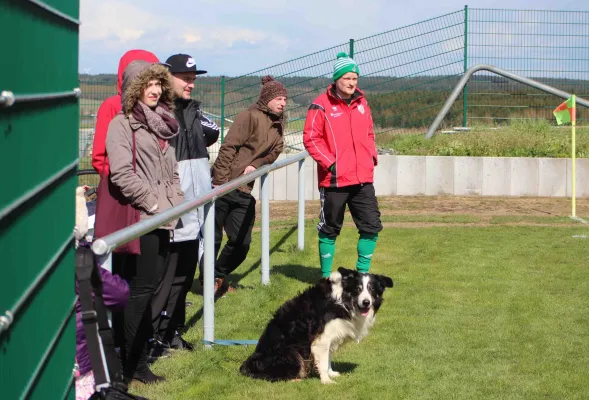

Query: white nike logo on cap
186;57;196;68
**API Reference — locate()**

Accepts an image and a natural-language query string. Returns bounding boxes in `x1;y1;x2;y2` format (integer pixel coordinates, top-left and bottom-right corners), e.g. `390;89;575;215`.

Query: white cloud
80;1;152;42
80;0;288;51
183;34;202;44
79;0;587;76
198;0;289;11
179;27;271;48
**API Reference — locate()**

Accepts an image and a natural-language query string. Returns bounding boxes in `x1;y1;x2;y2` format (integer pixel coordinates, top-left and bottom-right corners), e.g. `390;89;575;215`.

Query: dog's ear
337;267;357;279
328;270;342;285
376;274;394;288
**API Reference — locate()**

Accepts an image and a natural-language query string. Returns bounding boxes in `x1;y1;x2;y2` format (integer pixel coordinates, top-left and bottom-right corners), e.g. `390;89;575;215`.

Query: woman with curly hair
105;60;183;383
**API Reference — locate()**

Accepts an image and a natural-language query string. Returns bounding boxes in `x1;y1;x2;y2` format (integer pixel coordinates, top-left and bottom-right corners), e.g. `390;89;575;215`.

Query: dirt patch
375;196;589;217
257;196;588;227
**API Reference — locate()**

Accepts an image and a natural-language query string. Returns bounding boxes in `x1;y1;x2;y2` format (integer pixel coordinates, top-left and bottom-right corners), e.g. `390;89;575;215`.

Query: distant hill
79;73;589;131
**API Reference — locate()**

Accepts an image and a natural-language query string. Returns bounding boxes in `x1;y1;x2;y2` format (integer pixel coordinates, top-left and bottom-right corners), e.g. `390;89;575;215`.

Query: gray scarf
134;101;179;141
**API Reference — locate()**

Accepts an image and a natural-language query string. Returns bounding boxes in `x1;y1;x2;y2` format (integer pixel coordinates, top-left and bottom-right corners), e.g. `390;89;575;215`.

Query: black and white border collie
240;267;394;384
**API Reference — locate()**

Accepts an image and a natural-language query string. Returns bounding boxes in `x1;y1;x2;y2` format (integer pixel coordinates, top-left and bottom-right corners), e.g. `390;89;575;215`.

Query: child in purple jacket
75;186;129;399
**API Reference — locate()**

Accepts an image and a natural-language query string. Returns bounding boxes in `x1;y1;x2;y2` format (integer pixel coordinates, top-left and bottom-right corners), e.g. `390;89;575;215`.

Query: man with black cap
150;53;220;353
211;76;287;294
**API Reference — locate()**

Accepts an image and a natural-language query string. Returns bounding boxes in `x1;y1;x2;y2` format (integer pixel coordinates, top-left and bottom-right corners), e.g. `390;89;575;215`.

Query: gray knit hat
333;52;359;81
257;76;288;106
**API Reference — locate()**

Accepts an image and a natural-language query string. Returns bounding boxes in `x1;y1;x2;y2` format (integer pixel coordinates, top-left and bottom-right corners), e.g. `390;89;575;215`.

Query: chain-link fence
79;7;589;166
354;10;467;136
223;42;351;153
466;8;589;127
79;78;113;173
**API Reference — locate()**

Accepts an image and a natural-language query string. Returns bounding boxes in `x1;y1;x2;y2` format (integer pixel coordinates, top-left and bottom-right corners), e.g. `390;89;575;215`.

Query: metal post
297;158;305;251
96;252;113;326
203;202;215;348
260;174;270;285
462;5;469;128
96;252;112;273
220;76;225;143
425;64;589;139
571;95;577;217
349;38;355;58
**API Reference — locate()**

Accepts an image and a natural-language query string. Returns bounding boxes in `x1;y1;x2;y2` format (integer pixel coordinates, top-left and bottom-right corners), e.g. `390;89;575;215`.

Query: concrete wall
250;155;589;200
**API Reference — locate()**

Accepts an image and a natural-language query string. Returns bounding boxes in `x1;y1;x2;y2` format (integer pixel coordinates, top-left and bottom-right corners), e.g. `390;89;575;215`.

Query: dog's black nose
362;299;370;307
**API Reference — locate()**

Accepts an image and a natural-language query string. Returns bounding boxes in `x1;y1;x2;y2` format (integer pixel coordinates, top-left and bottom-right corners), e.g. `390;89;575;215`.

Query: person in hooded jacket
91;49;160;176
149;54;220;352
90;49;160;355
105;60;183;383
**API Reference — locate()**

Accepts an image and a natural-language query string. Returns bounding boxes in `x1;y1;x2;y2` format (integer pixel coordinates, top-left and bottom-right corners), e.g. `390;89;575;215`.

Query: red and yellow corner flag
553;96;576;125
554;95;579;217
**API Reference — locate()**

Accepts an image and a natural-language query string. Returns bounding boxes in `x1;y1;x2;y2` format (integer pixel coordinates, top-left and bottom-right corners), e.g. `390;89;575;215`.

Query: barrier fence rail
426;64;589;139
92;151;309;346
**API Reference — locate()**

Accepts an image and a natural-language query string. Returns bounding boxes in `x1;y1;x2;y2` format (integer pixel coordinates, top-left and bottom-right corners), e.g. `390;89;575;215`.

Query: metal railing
92;151;310;346
425;64;589;138
0;88;81;108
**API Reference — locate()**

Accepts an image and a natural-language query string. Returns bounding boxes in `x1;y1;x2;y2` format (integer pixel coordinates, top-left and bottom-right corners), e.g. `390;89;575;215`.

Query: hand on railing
243;165;256;175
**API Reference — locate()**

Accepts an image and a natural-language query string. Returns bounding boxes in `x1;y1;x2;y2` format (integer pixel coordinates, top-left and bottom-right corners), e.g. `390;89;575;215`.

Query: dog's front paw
321;377;336;384
328;370;340;378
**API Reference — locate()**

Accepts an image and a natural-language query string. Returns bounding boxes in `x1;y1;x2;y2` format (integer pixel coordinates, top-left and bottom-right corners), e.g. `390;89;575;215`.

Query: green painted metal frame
0;1;79;398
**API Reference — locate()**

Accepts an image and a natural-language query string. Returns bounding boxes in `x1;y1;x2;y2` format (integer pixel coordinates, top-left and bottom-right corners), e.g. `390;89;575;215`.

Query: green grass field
129;213;589;399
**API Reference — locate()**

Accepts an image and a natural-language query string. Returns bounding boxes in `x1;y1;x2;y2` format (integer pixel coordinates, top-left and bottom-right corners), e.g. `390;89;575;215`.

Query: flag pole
571;94;577;217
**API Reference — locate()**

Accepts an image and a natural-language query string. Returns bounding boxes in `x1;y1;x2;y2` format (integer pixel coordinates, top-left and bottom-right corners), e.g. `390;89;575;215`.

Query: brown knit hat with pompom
257;75;288;107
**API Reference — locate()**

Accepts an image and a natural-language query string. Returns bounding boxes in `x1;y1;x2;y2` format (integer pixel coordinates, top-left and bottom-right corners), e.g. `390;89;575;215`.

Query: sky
79;0;587;77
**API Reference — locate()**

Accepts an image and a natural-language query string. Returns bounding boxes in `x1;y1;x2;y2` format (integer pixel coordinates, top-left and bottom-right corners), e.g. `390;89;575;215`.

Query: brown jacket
106;115;184;229
106;62;183;230
212;104;285;193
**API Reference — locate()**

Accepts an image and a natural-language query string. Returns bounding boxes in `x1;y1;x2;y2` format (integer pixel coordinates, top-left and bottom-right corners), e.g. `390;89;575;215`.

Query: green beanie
333;52;359;81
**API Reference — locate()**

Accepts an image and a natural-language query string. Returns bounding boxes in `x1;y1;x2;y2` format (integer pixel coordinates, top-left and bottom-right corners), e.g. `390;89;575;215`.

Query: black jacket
170;98;220;161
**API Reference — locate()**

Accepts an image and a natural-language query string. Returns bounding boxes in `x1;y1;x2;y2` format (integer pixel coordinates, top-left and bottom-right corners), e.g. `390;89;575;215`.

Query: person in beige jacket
210;76;287;294
105;59;183;384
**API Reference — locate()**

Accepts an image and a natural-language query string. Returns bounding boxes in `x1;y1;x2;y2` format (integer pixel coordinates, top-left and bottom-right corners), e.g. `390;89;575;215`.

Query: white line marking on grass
570;216;589;225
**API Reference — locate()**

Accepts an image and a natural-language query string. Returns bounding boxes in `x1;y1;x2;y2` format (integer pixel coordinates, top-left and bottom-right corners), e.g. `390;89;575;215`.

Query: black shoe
124;367;166;384
147;348;170;364
170;331;194;351
147;337;171;362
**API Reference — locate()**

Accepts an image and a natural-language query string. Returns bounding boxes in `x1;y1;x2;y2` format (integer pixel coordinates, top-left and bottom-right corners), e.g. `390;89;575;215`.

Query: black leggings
155;239;199;339
120;229;174;376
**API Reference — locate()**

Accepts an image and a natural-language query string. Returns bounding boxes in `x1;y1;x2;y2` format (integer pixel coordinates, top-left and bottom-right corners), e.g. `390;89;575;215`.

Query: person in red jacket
91;49;160;176
303;52;382;278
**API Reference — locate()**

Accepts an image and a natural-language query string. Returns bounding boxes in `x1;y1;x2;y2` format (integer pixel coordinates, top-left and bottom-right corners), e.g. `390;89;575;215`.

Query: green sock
318;232;336;278
356;233;378;273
